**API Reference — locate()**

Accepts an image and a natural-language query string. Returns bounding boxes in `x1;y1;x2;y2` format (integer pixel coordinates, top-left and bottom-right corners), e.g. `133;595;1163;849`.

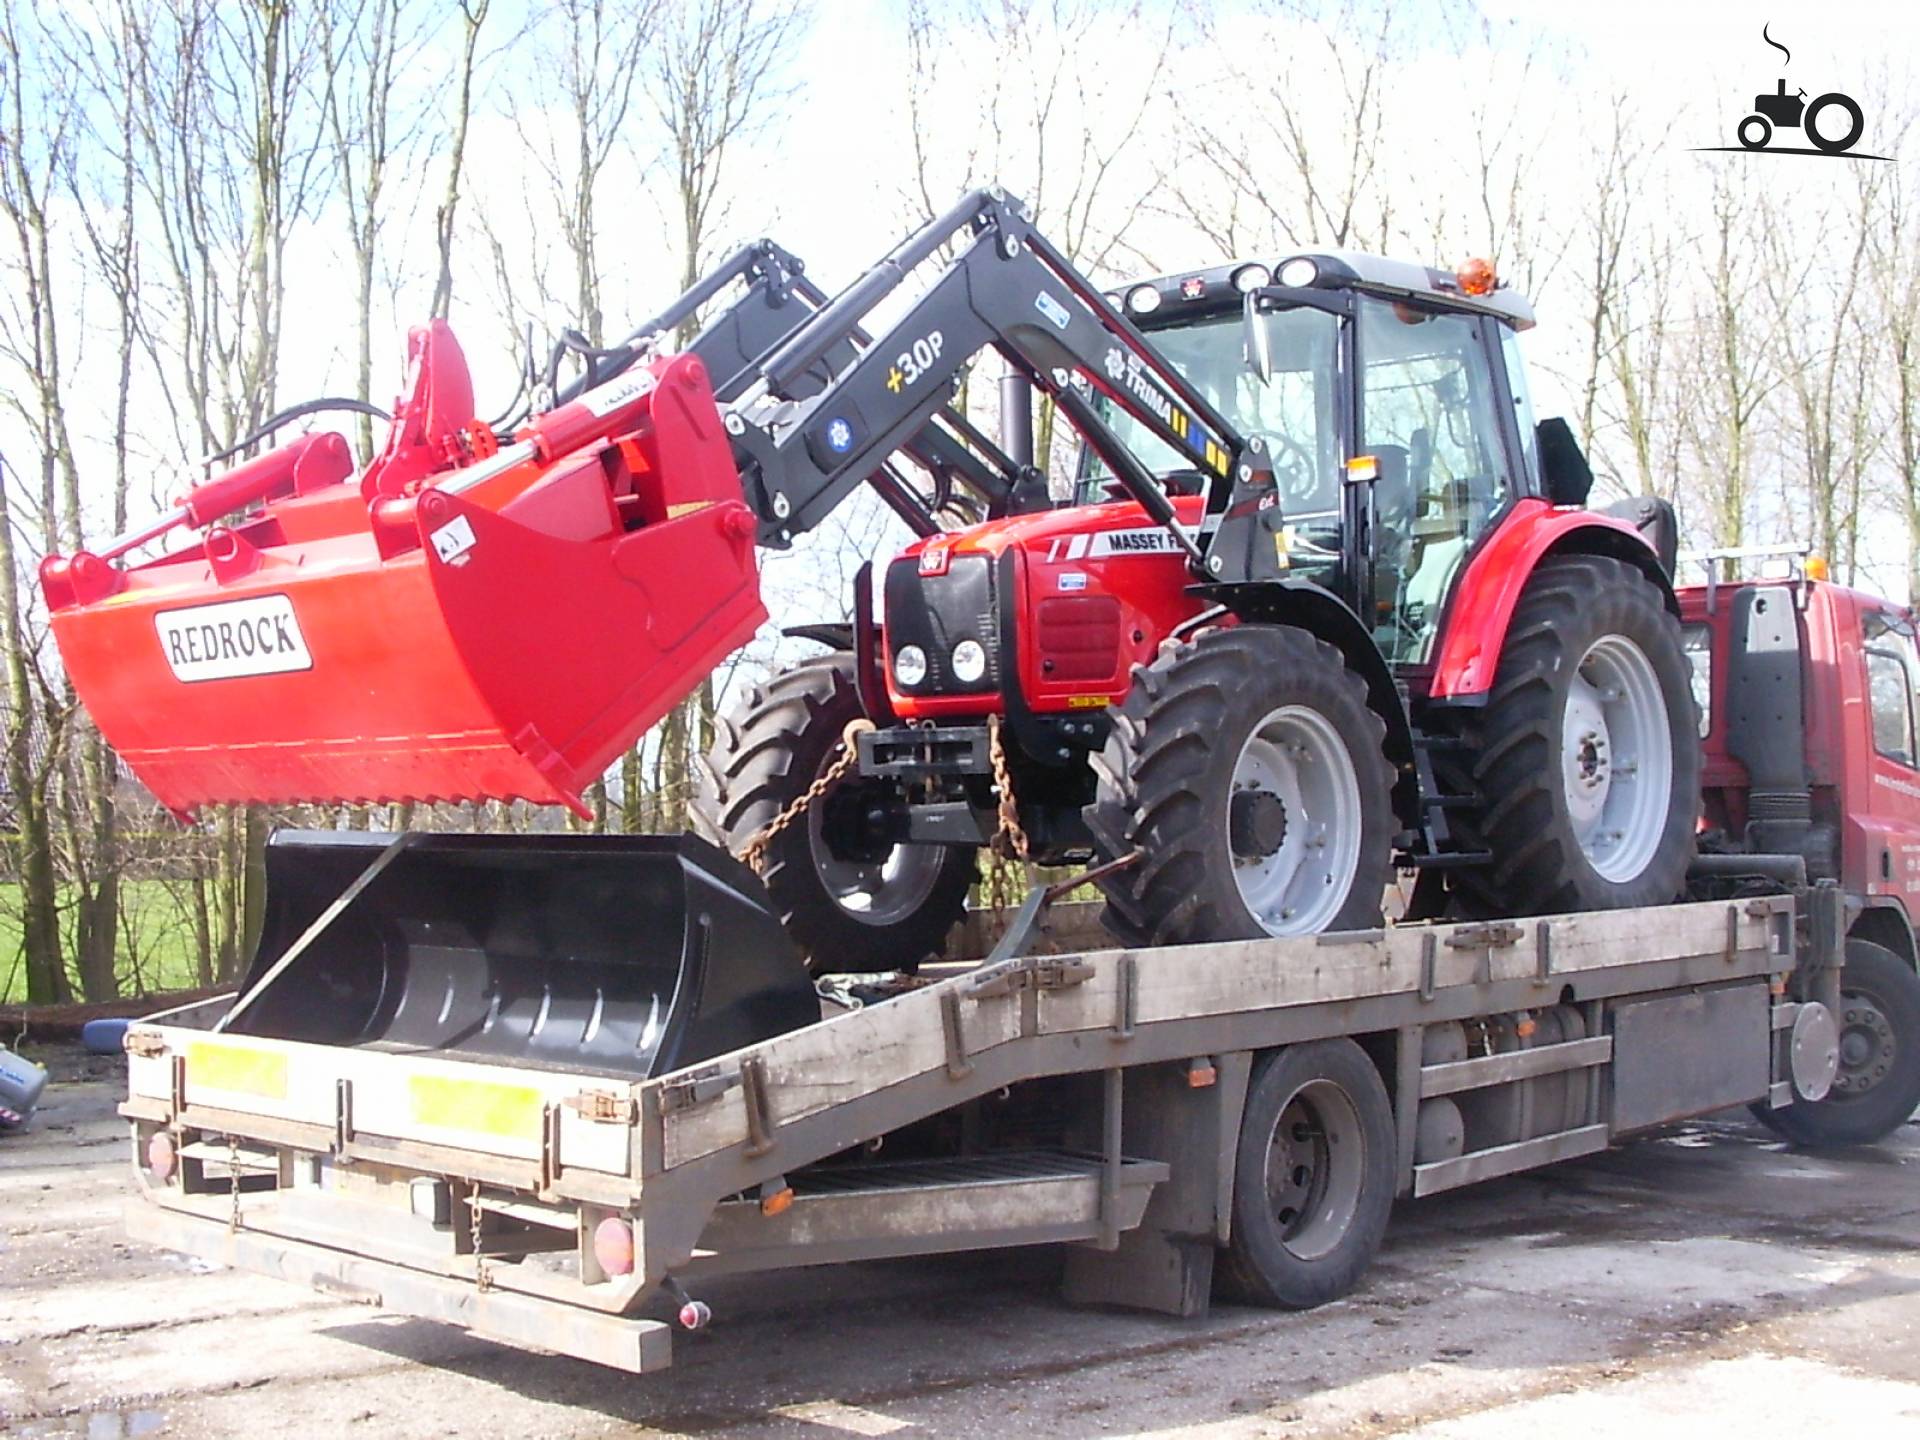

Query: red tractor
687;203;1699;968
41;191;1698;979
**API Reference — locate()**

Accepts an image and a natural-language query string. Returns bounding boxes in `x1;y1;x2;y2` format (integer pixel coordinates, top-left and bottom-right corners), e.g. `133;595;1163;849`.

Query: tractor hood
883;497;1206;719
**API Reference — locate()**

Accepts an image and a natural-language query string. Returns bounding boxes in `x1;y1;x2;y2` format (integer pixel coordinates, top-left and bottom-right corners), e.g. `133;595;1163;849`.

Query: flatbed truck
120;877;1862;1374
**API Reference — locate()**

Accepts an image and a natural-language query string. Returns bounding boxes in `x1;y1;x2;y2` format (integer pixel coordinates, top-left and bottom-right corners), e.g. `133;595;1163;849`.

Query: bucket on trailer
41;334;764;818
221;830;819;1078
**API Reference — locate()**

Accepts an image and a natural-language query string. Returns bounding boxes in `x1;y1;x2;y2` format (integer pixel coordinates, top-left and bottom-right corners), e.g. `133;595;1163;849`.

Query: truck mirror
1536;417;1593;506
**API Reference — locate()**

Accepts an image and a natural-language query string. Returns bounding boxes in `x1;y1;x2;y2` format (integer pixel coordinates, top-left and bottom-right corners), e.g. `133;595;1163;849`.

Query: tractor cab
1080;251;1545;666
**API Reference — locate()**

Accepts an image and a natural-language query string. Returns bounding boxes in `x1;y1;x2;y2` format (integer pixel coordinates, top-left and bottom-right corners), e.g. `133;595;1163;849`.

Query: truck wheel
1758;941;1920;1147
692;654;975;974
1085;625;1395;945
1217;1039;1396;1308
1447;556;1699;916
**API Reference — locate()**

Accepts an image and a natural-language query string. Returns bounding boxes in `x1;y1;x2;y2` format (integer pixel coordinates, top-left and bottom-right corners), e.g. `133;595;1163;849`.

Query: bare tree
1168;0;1401;257
0;0;84;1002
430;0;490;320
638;0;808;833
320;0;433;458
121;0;336;976
1679;166;1778;552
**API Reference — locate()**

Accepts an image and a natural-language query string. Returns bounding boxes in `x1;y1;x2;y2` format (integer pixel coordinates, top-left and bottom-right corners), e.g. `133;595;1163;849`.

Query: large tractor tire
1757;941;1920;1147
1084;624;1396;946
692;653;975;975
1446;555;1699;916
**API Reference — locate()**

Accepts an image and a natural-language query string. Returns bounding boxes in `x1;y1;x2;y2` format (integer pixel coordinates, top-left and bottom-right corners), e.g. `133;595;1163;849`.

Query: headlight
893;644;927;687
1277;257;1319;289
1124;284;1162;315
951;639;987;684
1231;263;1271;293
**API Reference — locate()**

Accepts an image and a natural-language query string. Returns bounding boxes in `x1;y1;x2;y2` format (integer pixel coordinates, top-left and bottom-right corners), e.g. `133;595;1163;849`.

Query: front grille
884;555;1000;696
1034;595;1120;682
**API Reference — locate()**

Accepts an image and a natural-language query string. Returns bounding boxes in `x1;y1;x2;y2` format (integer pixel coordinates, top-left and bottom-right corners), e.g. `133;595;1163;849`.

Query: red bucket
43;351;764;818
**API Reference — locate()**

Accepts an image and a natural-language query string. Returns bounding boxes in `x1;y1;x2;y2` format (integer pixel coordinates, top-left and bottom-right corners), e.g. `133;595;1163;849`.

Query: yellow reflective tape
408;1074;545;1139
187;1041;288;1101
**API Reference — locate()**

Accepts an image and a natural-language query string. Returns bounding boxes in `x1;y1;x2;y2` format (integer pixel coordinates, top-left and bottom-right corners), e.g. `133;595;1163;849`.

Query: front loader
43;189;1700;1069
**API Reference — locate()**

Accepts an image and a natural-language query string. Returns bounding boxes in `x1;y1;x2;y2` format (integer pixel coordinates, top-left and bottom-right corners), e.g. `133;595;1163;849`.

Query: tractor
687;223;1699;969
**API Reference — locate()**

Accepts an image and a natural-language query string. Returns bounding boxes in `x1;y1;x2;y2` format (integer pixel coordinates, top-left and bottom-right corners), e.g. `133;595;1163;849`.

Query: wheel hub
1226;705;1363;935
1230;788;1289;860
1560;634;1673;884
807;773;948;927
1831;998;1897;1096
1263;1079;1365;1262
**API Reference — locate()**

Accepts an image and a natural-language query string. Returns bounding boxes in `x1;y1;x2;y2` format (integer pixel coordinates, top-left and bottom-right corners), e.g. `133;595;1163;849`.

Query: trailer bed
119;895;1808;1372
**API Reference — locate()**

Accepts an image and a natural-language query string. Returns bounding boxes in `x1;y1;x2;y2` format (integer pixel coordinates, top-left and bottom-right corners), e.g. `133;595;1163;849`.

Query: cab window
1499;324;1540;490
1360;299;1514;663
1864;610;1920;768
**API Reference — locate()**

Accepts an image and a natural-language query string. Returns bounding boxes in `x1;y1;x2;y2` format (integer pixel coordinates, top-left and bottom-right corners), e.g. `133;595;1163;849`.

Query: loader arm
714;189;1277;577
555;237;1020;540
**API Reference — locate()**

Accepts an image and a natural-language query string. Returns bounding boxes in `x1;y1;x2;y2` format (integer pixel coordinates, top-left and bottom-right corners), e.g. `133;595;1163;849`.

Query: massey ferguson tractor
41;188;1695;1002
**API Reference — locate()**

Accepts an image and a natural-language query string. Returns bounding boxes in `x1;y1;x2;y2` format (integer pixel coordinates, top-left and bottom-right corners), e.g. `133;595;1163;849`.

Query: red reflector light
592;1215;635;1277
146;1131;176;1183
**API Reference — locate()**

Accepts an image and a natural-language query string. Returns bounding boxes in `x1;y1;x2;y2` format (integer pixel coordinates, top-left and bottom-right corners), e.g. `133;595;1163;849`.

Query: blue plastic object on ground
0;1045;47;1130
82;1017;132;1055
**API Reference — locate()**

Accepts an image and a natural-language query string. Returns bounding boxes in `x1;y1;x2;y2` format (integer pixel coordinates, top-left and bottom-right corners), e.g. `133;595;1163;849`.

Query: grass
0;880;210;1006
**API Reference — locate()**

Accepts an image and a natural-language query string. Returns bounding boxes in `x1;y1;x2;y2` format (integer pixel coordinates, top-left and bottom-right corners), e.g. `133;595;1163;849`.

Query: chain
226;1134;242;1234
986;714;1030;861
740;718;877;877
468;1181;491;1292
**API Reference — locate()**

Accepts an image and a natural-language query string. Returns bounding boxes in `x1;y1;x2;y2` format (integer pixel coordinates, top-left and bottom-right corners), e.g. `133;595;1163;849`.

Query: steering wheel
1254;430;1323;510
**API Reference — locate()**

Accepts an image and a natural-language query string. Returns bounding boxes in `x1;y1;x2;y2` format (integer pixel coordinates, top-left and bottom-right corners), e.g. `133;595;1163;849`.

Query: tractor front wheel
692;653;976;974
1085;624;1396;945
1448;555;1699;916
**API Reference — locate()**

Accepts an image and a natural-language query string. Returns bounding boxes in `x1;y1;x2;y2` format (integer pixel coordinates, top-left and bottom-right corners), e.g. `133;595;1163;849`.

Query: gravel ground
3;1042;1918;1438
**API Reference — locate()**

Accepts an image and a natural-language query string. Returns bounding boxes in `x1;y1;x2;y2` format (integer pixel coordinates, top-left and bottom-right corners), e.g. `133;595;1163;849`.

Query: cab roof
1117;251;1536;331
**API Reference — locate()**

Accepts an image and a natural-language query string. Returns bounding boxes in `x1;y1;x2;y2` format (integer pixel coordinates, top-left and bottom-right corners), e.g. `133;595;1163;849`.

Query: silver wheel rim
1562;633;1672;884
1229;705;1363;935
805;790;946;927
1830;987;1897;1100
1264;1077;1366;1262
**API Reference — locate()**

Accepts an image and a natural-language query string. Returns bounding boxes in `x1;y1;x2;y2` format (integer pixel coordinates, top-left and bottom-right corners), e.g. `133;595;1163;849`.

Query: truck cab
1681;556;1920;969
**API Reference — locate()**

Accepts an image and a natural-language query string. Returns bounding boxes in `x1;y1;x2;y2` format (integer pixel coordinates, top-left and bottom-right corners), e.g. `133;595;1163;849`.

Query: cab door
1354;298;1518;665
1853;602;1920;912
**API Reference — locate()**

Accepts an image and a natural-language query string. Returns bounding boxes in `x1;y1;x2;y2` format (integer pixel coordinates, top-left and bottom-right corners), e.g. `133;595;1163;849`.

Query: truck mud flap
221;830;819;1079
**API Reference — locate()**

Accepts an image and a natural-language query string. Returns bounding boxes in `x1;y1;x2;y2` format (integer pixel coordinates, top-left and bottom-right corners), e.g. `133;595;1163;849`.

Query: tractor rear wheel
1446;555;1699;916
1085;624;1396;945
692;653;976;974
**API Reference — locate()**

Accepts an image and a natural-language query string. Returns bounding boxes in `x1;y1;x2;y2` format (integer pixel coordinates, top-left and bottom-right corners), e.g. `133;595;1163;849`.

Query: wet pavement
3;1043;1917;1437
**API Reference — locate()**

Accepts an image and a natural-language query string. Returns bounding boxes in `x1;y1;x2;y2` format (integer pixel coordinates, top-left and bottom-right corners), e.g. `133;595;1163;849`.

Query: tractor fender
1428;499;1676;701
1192;579;1419;831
